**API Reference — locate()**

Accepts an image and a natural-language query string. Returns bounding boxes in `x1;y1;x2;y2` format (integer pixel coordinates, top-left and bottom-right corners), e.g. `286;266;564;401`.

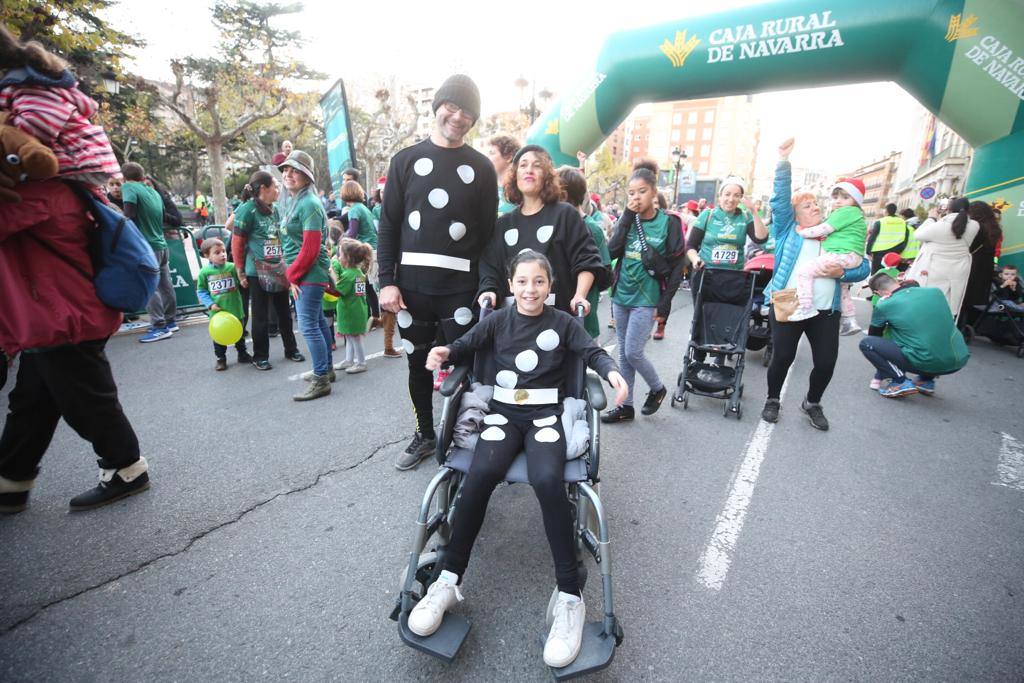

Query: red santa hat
832;177;865;207
686;199;699;212
881;252;901;268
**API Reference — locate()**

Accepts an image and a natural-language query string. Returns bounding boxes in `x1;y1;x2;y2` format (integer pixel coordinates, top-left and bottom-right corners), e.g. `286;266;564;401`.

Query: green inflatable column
528;0;1023;266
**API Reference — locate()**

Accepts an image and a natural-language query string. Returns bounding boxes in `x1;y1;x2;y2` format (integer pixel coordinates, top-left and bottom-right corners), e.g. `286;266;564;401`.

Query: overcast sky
111;0;927;175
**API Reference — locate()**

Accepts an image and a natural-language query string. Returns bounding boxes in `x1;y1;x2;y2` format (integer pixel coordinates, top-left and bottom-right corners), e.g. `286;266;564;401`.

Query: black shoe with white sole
69;457;151;511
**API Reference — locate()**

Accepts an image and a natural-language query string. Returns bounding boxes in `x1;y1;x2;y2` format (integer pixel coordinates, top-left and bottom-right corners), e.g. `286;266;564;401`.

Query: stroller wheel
962;324;974;344
735;403;743;420
682;393;689;410
738;385;744;399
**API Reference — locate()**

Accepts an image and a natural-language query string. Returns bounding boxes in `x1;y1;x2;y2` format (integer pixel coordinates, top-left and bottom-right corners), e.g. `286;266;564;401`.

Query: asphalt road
1;292;1022;681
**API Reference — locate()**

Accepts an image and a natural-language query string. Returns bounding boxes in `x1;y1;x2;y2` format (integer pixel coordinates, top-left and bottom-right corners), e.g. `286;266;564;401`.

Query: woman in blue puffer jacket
760;138;871;430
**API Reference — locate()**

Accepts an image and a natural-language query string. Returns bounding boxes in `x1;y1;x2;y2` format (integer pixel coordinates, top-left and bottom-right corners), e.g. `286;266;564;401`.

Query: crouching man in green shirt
860;272;969;398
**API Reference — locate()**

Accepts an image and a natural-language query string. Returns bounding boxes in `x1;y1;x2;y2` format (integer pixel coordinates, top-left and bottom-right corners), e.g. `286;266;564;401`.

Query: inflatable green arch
526;0;1024;267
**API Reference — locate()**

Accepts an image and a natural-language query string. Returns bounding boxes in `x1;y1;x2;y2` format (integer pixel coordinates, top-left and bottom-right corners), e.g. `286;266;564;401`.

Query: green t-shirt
870;286;969;373
233;200;283;277
122;181;167;251
347;202;378;248
281;188;330;285
332;261;369;335
197;262;244;320
823;205;867;255
371;203;382;229
612;210;669;308
497;186;517;216
696;207;751;270
583;213;611;338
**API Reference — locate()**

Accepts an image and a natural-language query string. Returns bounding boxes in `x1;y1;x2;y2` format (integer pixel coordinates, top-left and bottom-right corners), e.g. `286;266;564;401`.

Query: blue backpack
33;183;160;311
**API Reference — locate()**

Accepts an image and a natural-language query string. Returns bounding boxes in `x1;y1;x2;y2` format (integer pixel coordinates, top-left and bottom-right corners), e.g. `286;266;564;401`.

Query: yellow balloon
209;311;243;346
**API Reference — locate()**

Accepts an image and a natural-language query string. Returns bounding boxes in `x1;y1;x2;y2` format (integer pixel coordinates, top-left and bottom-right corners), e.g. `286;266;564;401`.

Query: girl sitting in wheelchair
413;250;628;668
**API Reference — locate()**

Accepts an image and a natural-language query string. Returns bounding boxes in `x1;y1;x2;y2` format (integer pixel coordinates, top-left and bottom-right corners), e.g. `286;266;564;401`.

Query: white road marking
695;344;796;592
288;350;386;381
995;432;1024;492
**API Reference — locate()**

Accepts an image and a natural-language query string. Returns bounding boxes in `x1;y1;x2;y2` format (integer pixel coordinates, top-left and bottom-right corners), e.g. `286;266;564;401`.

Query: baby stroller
743;252;775;367
963;274;1024;358
390;306;624;679
671;267;758;418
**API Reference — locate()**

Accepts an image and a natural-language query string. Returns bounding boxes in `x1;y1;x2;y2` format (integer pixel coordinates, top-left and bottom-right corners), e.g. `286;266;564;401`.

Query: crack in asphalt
0;434;410;635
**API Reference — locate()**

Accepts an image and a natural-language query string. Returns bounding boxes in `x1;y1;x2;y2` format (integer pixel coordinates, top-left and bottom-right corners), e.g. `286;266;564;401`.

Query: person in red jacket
0;179;150;513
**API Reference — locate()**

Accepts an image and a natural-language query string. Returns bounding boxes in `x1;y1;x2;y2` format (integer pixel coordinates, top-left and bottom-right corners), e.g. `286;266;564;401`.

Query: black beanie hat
511;144;550;167
432;74;481;121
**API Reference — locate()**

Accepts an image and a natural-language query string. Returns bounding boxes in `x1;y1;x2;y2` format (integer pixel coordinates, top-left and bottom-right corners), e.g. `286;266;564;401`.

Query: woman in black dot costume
411;251;627;667
478;145;606;315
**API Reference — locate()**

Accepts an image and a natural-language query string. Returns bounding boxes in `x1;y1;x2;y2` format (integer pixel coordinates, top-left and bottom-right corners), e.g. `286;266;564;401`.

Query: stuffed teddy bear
0;112;59;202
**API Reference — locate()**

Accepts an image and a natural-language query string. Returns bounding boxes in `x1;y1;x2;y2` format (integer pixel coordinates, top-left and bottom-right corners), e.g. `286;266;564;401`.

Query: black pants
859;336;949;382
249;282;298;362
766;308;840;403
213;338;248;359
0;339;141;480
443;416;579;595
398;289;476;437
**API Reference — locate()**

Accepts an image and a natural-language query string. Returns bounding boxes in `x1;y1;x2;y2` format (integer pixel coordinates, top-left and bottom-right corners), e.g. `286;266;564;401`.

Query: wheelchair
389;307;624;679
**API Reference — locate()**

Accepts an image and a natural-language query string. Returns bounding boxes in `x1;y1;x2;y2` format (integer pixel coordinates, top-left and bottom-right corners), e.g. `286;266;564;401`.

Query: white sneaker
344;363;367;374
869;378;882;391
543;592;585;668
840;316;862;336
408;570;463;637
786;307;818;322
333;360;353;370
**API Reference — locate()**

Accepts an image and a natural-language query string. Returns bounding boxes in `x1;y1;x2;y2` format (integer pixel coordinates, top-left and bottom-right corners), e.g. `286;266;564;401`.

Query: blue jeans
612;303;663;405
295;284;333;376
858;336;943;382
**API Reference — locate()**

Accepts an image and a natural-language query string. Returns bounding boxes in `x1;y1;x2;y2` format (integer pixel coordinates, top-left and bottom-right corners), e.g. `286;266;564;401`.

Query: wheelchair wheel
398;550;441;601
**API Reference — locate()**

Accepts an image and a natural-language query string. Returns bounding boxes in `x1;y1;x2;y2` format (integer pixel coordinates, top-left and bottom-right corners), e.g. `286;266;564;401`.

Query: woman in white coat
905;197;979;322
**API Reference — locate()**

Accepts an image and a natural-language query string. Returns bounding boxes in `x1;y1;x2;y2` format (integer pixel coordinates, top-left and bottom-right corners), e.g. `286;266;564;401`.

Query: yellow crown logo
992;198;1011;212
545;119;559;136
945;13;979;42
660;30;701;69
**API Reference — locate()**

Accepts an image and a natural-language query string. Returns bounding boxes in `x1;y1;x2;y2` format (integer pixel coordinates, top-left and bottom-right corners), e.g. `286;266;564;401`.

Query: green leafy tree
155;1;323;223
584;146;633;207
3;0;141;92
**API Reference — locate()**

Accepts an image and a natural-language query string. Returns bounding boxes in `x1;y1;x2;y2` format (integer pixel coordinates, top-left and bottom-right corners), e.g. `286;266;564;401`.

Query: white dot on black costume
484;414;509;426
397;310;413;329
533;415;558;427
453;307;473;326
414;158;433;176
409;211;421;230
515;350;538;372
402;339;415;354
536;225;554;243
536;329;560;351
481;426;506;441
449;222;467;241
504;229;519;246
457;165;475;184
496;370;518;389
535;427;560;443
428;188;449;209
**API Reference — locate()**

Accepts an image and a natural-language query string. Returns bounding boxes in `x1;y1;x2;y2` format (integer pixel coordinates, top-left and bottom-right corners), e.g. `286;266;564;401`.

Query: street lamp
515;76;548;125
671;147;688;206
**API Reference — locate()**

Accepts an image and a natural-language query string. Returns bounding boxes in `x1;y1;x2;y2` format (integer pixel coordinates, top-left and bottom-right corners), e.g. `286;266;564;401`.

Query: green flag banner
527;0;1024;266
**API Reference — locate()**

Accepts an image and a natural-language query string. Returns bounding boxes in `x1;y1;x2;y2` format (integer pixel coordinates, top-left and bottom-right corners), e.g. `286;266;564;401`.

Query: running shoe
139;327;172;343
600;405;635;423
913;377;936;396
879;379;918;398
869;378;883;391
761;398;780;423
800;399;830;430
408;570;463;636
395;432;436;470
641;386;667;415
839;317;862;336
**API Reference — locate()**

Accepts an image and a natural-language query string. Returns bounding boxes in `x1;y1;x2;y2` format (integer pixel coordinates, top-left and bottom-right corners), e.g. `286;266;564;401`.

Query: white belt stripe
493;386;559;406
401;251;471;272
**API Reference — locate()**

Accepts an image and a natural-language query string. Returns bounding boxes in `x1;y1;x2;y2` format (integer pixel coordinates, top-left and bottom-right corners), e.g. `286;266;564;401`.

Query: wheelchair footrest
547;621;620;681
398;610;471;663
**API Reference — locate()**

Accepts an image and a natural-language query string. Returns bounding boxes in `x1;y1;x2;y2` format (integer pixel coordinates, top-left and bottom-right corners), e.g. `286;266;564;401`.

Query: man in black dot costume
378;74;498;470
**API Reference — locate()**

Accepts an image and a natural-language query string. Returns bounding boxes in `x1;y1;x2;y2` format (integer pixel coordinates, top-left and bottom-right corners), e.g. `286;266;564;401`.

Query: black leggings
249;282;298;362
766;308;841;404
443;416;579;595
397;289;476;437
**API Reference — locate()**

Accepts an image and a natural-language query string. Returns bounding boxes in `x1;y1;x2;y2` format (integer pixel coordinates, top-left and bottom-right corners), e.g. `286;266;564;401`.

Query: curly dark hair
488;135;520;162
504;148;562;206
